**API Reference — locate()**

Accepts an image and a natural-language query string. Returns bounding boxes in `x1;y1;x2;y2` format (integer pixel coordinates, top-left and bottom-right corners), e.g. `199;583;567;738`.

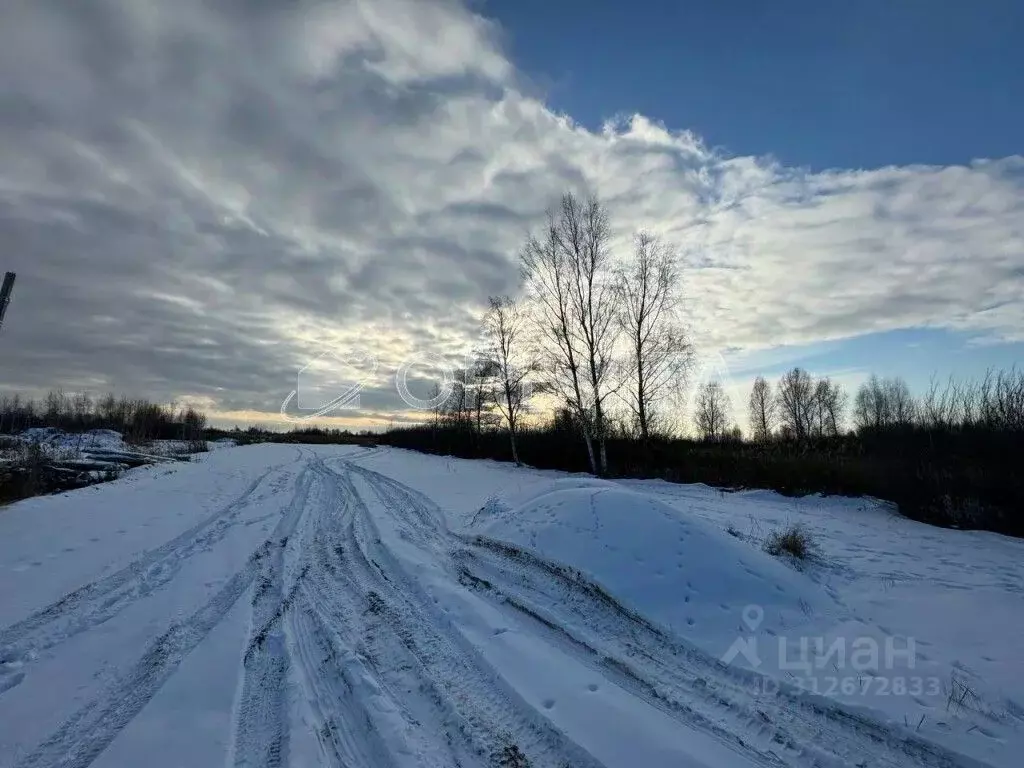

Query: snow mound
482;483;837;662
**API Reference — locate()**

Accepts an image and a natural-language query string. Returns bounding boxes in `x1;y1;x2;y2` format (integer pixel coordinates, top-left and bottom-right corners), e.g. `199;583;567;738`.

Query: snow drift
479;478;836;661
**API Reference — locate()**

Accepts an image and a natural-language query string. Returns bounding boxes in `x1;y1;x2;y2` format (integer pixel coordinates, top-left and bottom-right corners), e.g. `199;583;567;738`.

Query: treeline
692;367;1024;442
382;368;1024;536
227;425;376;446
0;391;208;443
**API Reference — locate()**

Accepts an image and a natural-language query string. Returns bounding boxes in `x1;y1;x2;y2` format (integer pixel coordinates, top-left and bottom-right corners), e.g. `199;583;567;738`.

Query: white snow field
1;445;1021;768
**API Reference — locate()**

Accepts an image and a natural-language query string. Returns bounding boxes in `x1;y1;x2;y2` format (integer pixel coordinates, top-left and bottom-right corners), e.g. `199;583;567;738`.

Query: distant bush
186;438;209;454
764;525;813;559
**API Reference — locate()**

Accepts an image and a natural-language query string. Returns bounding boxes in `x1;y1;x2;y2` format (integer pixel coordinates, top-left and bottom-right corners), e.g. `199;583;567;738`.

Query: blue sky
487;0;1024;170
485;0;1024;393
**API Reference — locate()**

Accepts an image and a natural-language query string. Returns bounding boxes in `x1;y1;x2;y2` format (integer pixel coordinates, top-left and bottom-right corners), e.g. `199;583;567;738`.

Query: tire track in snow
457;536;989;768
13;463;316;768
287;461;444;768
229;464;317;768
232;456;399;768
286;603;397;768
325;461;607;768
0;453;306;695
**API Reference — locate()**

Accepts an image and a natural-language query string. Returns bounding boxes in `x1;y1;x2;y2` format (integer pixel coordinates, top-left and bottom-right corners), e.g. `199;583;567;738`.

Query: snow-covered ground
3;428;218;474
0;445;1020;768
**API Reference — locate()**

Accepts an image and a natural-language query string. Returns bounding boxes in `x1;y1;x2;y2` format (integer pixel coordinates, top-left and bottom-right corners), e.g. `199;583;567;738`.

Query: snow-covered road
1;445;1019;767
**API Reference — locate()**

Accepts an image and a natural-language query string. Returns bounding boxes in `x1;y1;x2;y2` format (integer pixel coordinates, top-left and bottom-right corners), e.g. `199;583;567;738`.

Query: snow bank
481;479;837;665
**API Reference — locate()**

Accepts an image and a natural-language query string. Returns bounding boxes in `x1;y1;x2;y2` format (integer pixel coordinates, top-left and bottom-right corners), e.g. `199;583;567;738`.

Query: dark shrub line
377;420;1024;538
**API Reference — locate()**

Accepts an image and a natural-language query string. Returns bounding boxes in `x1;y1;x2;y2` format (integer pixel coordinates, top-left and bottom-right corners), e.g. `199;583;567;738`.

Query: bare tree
522;192;619;474
813;377;846;437
468;358;499;436
854;375;915;431
693;380;730;442
481;296;536;465
992;368;1024;431
521;216;595;472
854;374;886;431
616;232;691;443
920;375;951;429
776;367;816;441
747;376;776;442
447;368;475;430
885;377;917;426
558;193;619;473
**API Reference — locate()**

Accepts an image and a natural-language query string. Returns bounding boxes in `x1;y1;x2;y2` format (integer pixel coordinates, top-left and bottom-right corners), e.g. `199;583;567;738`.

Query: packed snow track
0;445;1013;768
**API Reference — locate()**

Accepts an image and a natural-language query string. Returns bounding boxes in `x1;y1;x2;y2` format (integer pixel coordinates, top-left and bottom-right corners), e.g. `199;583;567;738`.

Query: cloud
1;0;1021;425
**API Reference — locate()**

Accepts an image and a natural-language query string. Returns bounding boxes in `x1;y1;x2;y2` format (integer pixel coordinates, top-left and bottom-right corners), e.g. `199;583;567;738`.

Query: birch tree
522;192;619;474
813;377;846;437
693;380;730;441
558;193;619;472
481;295;535;465
616;232;691;442
748;375;776;442
776;367;816;441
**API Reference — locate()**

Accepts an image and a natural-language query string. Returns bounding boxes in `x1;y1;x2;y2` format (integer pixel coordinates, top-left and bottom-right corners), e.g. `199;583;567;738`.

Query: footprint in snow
542;698;556;710
587;683;599;692
493;628;508;636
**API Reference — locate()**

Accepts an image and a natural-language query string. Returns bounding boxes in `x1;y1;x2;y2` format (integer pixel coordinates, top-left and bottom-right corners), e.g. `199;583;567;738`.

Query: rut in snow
0;451;307;696
292;459;607;768
13;465;316;768
455;536;985;768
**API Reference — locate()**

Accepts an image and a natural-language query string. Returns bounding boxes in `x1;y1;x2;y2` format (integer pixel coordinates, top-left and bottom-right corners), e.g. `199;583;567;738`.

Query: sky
487;0;1024;170
0;0;1021;432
